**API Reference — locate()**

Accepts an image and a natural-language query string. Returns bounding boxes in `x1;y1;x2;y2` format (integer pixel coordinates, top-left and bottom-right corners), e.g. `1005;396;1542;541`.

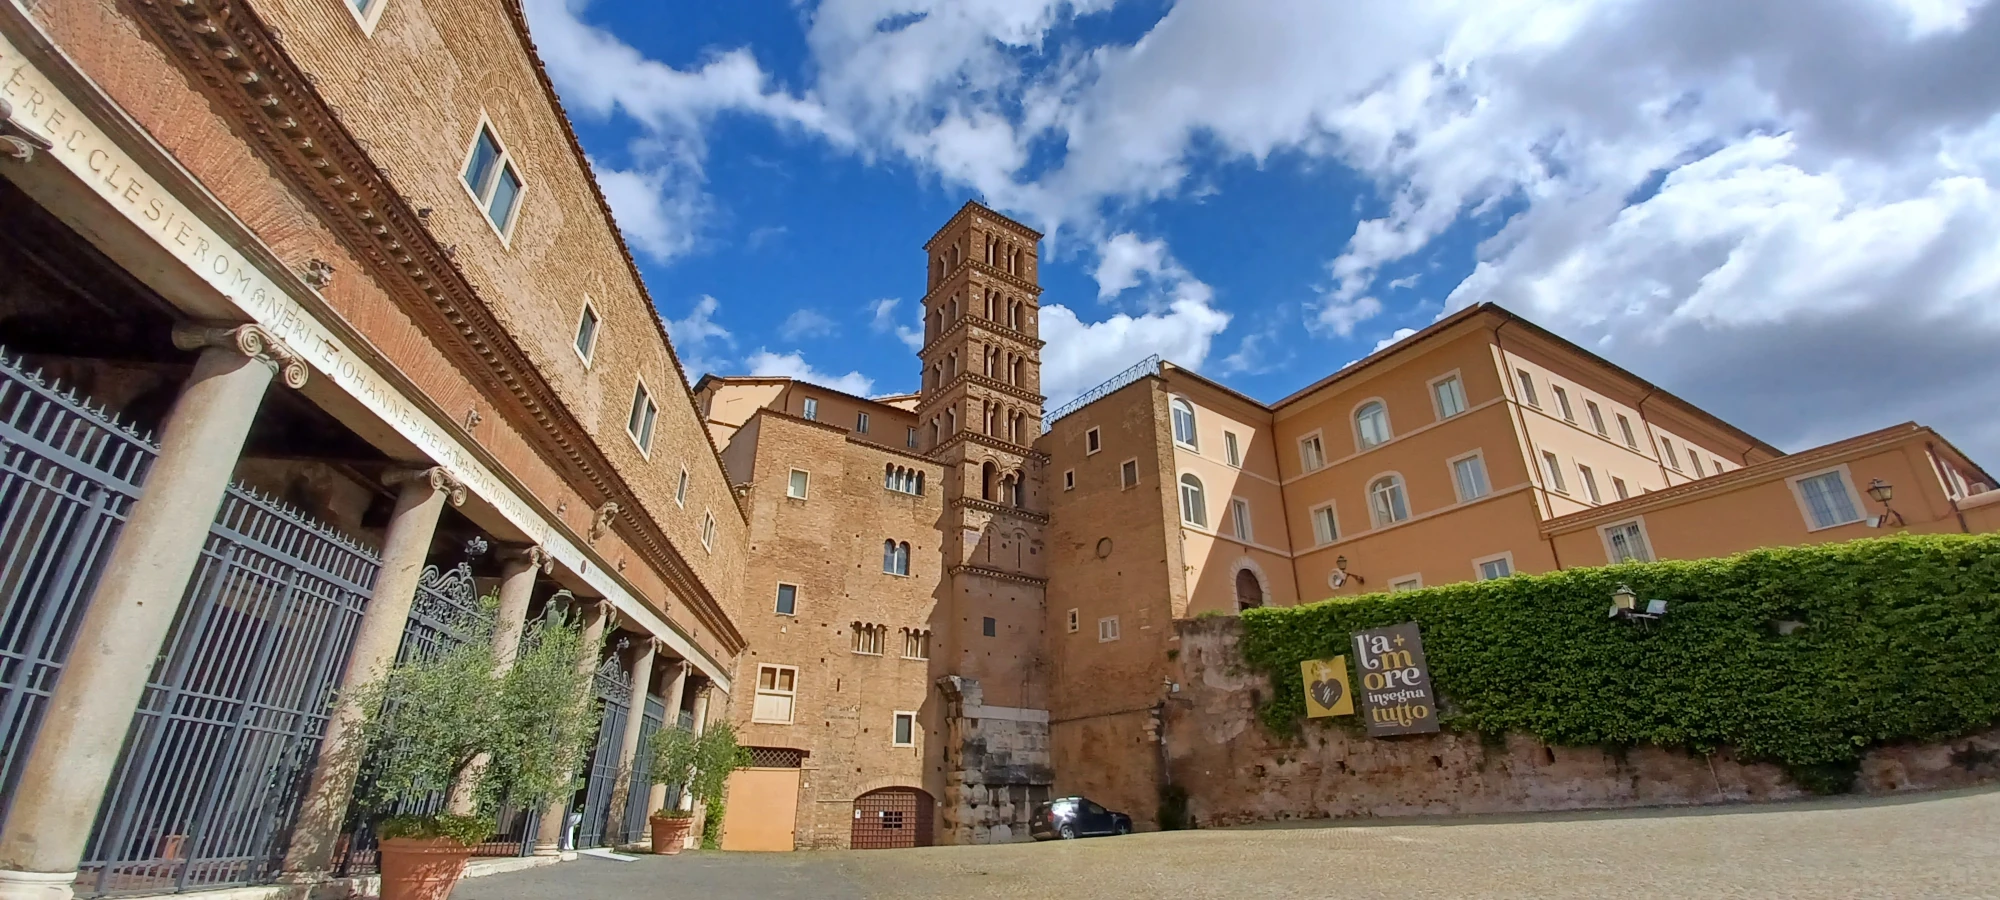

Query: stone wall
938;676;1053;843
1164;617;2000;828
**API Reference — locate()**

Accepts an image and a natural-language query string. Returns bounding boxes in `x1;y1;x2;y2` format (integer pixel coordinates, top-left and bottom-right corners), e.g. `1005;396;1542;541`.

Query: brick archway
851;787;935;850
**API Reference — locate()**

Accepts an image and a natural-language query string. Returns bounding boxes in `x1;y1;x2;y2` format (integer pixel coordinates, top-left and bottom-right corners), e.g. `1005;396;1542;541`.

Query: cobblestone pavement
454;787;2000;899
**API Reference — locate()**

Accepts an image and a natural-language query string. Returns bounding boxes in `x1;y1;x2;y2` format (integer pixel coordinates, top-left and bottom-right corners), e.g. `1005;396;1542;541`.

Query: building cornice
922;259;1045;304
932;429;1050;463
949;564;1048;588
123;0;743;653
923;200;1043;249
952;496;1050;525
913;372;1046;416
916;314;1048;361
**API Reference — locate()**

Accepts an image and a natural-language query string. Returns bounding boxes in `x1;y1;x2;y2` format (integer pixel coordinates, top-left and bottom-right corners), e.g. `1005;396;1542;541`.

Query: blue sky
523;0;2000;465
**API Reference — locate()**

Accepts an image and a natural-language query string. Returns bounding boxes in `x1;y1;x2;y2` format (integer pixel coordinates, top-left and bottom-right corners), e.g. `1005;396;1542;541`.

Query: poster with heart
1299;656;1355;718
1352;622;1440;736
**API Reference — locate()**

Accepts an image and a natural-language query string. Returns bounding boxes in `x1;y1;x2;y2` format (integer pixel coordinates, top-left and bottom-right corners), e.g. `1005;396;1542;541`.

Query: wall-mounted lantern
1609;583;1666;623
1866;479;1906;527
1329;555;1366;589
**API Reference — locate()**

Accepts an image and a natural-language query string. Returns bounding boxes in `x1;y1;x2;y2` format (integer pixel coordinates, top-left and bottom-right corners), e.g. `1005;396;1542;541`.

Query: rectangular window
1661;438;1681;470
1476;555;1513;581
627;382;657;452
1587;401;1607;437
1553;385;1575;422
787;469;810;500
907;426;919;449
1224;431;1241;467
1098;616;1121;643
1063;469;1075;491
775;583;797;616
701;512;716;551
892;712;916;747
752;665;796;724
1691;454;1706;477
802;397;818;421
1299;434;1326;471
1066;608;1080;634
461;124;524;236
1433;375;1467;419
1794;470;1863;530
1515;370;1540;407
1452;453;1490;502
676;467;689;507
1579;464;1601;503
1613;476;1630;500
902;629;930;660
1390;576;1422;592
1604;520;1652;564
1542;451;1567;493
982;616;996;637
1230;498;1252;541
1120;459;1139;489
856;411;870;433
1086;427;1102;454
574;302;599;363
1617;414;1638;449
1311;505;1339;546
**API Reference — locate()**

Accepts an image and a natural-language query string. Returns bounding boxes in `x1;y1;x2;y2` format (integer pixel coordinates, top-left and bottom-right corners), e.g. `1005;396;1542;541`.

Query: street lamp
1609;583;1666;623
1866;479;1906;526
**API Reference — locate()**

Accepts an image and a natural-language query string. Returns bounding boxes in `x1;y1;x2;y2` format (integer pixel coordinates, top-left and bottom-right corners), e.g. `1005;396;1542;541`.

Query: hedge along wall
1237;534;2000;791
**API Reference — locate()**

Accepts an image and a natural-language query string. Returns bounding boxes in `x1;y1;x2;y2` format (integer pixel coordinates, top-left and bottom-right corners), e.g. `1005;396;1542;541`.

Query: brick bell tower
916;201;1054;843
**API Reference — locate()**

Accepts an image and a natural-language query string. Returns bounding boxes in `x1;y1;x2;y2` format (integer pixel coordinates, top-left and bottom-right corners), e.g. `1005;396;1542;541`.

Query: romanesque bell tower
915;201;1054;843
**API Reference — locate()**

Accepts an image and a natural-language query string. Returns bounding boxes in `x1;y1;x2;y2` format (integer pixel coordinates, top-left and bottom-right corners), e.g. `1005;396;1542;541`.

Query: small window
982;616;996;637
1432;375;1467;419
892;712;916;747
1063;469;1075;491
1066;608;1080;634
1179;475;1207;527
1793;469;1864;530
1617;414;1638;449
1086;427;1102;454
1354;401;1391;450
851;622;885;655
1299;434;1326;471
1171;397;1199;448
753;665;797;724
1691;454;1706;477
1452;453;1490;502
1661;438;1681;470
345;0;388;32
787;469;810;500
882;540;911;576
1097;616;1121;642
627;381;657;453
1542;451;1568;493
1311;504;1339;546
1603;520;1652;563
906;426;919;449
1389;576;1422;592
902;629;930;660
1579;464;1602;503
700;512;716;551
1552;385;1575;422
461;123;526;236
775;583;798;616
857;411;871;434
573;302;600;363
675;467;689;507
802;397;819;421
1475;555;1513;581
1229;497;1252;541
1220;432;1242;468
1515;370;1540;407
1587;401;1607;437
1612;476;1631;500
1369;475;1410;526
1120;459;1139;489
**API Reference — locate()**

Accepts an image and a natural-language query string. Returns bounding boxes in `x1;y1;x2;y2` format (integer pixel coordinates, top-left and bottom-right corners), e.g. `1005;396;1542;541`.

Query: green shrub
1237;534;2000;786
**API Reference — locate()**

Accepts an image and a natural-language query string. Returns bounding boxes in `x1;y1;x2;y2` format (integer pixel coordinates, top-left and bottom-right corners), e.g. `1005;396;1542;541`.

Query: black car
1030;795;1133;840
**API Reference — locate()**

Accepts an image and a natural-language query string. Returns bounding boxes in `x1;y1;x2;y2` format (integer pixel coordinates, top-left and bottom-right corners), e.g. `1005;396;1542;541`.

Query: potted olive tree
357;600;596;900
645;721;748;853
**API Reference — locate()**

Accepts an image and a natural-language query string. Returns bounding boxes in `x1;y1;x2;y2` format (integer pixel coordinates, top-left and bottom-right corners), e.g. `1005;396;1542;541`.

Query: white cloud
592;162;705;263
665;295;733;381
744;349;876;396
779;309;838;341
1092;233;1171;298
1371;327;1419;353
869;298;926;350
1039;297;1231;406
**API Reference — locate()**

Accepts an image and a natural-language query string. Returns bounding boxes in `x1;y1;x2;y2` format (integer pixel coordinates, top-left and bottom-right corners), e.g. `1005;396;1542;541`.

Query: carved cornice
125;0;742;654
919;259;1044;303
923;200;1043;249
916;312;1047;361
948;564;1048;588
951;496;1049;525
932;429;1049;463
170;322;309;389
913;372;1045;416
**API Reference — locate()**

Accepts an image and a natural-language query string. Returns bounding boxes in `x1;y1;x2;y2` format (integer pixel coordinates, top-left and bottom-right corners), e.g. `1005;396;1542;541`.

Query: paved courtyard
454;787;2000;899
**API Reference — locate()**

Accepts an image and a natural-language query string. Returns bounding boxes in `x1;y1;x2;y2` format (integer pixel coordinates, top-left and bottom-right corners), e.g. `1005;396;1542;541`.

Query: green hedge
1238;534;2000;789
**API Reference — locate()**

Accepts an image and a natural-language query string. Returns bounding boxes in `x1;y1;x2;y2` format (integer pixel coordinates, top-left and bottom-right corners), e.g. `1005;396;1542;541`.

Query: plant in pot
645;720;749;853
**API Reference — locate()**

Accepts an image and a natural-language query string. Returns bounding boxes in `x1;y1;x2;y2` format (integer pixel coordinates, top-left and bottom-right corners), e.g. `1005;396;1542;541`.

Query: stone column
604;640;656;845
0;324;305;900
534;600;609;856
281;467;466;879
444;546;551;815
647;661;689;815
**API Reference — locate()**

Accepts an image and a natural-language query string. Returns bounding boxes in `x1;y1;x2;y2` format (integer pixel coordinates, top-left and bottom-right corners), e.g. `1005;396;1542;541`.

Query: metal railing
617;693;667;845
0;349;158;828
1041;355;1160;433
574;656;630;849
80;484;381;896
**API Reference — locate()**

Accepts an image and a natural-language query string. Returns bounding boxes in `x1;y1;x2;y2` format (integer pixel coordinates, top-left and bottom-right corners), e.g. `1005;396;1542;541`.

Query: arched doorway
1236;568;1264;611
851;787;934;849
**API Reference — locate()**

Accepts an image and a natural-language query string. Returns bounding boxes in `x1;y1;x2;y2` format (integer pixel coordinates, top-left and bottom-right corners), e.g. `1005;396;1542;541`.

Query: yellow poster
1300;656;1355;718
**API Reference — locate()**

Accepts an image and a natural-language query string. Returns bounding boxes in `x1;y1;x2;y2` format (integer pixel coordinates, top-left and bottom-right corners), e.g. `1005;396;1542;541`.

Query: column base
532;842;561;858
0;870;76;900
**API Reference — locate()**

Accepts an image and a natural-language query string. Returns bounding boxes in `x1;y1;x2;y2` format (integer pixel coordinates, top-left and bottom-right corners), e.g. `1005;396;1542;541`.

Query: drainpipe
1634;390;1674;487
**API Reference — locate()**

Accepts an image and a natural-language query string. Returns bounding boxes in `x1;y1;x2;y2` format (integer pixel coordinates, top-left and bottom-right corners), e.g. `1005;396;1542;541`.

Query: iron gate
617;693;666;845
851;787;933;850
0;351;157;827
573;656;630;849
79;484;381;896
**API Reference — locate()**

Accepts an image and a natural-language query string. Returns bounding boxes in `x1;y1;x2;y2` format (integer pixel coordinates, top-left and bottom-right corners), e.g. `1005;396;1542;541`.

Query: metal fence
0;350;158;828
574;656;631;849
79;484;381;896
1041;355;1160;433
616;693;667;845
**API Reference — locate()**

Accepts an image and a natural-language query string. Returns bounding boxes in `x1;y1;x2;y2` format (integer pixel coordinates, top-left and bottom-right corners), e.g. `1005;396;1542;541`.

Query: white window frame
774;583;798;616
1066;608;1080;634
787;468;810;500
1541;451;1568;494
1515;369;1540;408
626;378;657;456
1429;371;1467;420
1448;450;1490;503
856;411;871;434
1120;458;1139;490
1661;437;1682;471
1097;615;1121;643
1178;474;1207;527
1352;399;1392;452
342;0;390;40
572;298;600;367
1368;472;1411;527
1062;469;1075;491
1586;400;1607;437
1786;464;1869;532
1086;427;1102;455
676;467;689;507
801;397;819;421
1170;396;1200;450
1600;517;1655;564
891;711;917;748
1612;476;1630;500
1389;574;1423;592
458;115;527;243
1617;414;1638;449
1298;431;1326;472
1552;384;1575;422
1578;464;1602;503
752;664;798;725
1223;431;1241;467
906;426;919;449
1309;502;1340;546
1473;552;1515;581
700;511;716;552
1229;497;1252;542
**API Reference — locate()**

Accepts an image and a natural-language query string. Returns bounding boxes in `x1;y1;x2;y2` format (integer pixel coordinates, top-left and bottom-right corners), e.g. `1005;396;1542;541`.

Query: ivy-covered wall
1237;534;2000;791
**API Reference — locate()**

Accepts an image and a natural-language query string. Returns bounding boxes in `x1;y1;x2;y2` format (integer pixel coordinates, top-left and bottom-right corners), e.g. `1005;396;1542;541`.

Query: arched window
883;539;898;573
1179;474;1207;527
1171;397;1198;448
915;472;925;495
930;417;941;446
1355;401;1391;450
1236;569;1263;611
1011;473;1025;508
1369;474;1410;526
946;409;956;435
895;541;911;576
885;463;896;490
982;461;997;501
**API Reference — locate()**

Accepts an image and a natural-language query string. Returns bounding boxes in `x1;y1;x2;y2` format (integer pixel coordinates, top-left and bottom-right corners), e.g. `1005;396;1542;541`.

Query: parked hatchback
1030;796;1133;840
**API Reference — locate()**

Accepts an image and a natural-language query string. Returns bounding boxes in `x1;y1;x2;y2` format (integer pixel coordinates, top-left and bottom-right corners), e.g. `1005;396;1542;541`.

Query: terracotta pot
377;837;473;900
649;815;693;855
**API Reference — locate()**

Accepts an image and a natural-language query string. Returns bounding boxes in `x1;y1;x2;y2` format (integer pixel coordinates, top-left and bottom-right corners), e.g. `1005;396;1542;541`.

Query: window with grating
746;747;805;768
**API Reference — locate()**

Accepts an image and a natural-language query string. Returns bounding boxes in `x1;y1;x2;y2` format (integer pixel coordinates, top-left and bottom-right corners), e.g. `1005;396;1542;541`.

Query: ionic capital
171;322;310;389
501;544;556;574
383;465;467;507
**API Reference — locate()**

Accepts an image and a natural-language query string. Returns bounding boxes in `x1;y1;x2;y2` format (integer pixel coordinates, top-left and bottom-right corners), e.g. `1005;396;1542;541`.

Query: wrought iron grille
616;694;667;845
0;350;157;828
850;788;933;850
574;656;630;849
1041;355;1159;433
747;747;805;768
80;483;381;896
